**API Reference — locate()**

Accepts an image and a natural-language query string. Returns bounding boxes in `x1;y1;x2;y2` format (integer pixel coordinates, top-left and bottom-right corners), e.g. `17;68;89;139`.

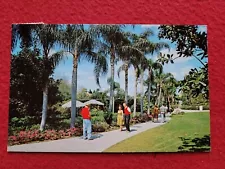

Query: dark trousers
124;114;130;131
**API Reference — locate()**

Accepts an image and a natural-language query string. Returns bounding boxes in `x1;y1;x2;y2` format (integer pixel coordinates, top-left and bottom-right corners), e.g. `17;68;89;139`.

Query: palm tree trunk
40;53;49;131
167;96;170;112
158;84;162;106
133;67;138;117
40;86;48;131
124;61;128;104
70;53;78;128
147;69;152;114
140;70;144;115
112;96;115;113
155;86;159;105
109;47;115;112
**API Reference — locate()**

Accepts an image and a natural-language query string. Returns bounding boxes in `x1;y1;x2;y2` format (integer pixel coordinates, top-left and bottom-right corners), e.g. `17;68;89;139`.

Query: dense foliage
10;48;63;119
158;25;208;99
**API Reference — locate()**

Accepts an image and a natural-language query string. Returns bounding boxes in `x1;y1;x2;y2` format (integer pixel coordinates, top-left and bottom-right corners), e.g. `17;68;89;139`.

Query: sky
13;24;207;96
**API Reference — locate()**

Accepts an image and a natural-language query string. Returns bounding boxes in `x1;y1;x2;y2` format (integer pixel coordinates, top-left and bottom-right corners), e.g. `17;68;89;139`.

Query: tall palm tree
162;76;177;111
145;59;163;114
90;25;128;113
60;24;108;128
129;30;170;115
154;72;174;106
107;78;121;113
116;32;144;104
31;24;65;131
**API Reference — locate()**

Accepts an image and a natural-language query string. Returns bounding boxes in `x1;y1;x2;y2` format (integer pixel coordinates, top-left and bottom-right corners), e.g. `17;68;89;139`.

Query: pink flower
9;136;17;141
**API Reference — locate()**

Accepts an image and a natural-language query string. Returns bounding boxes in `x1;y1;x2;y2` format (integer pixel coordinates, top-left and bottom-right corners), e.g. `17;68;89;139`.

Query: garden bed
8;113;152;146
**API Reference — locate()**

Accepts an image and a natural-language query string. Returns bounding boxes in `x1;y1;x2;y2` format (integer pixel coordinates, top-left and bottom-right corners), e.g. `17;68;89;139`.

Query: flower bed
8;113;153;146
8;128;82;146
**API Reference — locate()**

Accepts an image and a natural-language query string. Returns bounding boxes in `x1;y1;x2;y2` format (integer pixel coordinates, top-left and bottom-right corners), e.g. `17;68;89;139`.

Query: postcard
8;24;210;152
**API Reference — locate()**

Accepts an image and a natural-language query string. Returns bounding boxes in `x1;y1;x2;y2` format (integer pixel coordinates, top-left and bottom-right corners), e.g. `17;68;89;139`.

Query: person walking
153;105;159;122
160;104;167;123
81;104;92;140
123;103;131;132
117;105;124;131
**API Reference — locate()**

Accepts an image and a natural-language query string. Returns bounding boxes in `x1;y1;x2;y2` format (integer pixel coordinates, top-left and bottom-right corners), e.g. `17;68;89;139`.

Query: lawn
105;112;210;152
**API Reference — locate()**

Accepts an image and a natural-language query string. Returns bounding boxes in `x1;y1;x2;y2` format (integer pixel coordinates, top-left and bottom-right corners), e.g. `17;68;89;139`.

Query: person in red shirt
123;102;131;132
81;104;92;140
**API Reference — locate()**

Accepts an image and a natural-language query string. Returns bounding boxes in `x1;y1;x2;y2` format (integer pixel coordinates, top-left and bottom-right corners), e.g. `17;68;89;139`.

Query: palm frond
117;63;127;78
140;28;154;38
49;51;66;68
92;53;108;87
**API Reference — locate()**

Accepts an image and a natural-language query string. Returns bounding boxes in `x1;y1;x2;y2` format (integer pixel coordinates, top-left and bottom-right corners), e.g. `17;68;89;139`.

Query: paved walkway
8;117;170;153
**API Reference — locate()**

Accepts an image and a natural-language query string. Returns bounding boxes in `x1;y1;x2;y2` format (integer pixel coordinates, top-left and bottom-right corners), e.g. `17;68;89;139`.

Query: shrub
181;104;209;110
130;113;152;124
111;113;118;126
75;116;83;127
92;122;109;132
104;112;113;125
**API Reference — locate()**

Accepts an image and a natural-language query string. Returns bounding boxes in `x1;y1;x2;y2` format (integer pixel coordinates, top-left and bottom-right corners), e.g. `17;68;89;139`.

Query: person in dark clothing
123;103;131;132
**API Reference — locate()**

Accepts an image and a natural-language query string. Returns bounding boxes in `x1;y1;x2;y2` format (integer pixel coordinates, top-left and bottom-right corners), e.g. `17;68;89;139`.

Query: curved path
8;117;170;153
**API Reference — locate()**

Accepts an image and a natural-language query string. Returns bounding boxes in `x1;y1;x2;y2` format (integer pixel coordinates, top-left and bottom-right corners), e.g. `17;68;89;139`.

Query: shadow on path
130;129;137;132
80;134;104;140
178;134;210;152
92;134;104;140
132;125;142;128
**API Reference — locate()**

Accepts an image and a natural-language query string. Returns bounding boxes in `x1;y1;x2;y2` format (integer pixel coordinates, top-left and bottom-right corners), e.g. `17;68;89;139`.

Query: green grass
105;112;210;152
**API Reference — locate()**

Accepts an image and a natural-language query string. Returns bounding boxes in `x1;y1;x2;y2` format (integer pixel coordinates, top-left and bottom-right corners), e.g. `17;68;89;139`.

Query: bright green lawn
105;112;210;152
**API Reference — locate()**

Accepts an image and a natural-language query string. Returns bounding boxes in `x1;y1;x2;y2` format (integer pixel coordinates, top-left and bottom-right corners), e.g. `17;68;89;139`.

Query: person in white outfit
160;104;167;123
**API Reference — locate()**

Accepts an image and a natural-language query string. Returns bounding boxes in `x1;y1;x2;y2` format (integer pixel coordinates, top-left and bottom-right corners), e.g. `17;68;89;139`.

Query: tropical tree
60;24;108;128
157;25;208;99
58;80;71;101
10;49;65;119
32;24;64;131
11;24;36;51
154;72;174;106
128;30;169;115
144;59;163;114
90;25;129;113
162;76;177;111
179;64;208;99
107;78;121;113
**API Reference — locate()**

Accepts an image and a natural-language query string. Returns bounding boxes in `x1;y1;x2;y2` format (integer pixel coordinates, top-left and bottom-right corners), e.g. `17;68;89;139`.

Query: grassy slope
105;112;210;152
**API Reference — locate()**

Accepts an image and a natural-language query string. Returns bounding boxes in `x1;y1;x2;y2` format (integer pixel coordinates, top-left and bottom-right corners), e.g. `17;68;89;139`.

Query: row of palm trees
11;24;176;131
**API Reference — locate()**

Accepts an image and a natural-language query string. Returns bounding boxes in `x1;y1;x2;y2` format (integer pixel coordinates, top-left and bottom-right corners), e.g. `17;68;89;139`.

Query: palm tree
107;78;121;113
60;24;108;128
31;24;65;131
144;59;163;114
90;25;128;113
154;72;174;106
11;24;36;51
162;76;177;111
129;30;169;115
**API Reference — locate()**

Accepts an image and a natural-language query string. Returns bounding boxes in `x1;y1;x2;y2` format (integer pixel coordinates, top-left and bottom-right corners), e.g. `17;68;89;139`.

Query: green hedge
181;105;209;110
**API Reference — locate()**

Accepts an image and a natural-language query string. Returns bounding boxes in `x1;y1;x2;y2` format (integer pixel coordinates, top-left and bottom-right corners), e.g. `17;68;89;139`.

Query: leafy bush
92;122;109;132
75;116;83;127
203;105;210;110
130;113;152;124
111;113;118;126
181;105;199;110
104;112;113;125
91;115;105;125
181;105;209;110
